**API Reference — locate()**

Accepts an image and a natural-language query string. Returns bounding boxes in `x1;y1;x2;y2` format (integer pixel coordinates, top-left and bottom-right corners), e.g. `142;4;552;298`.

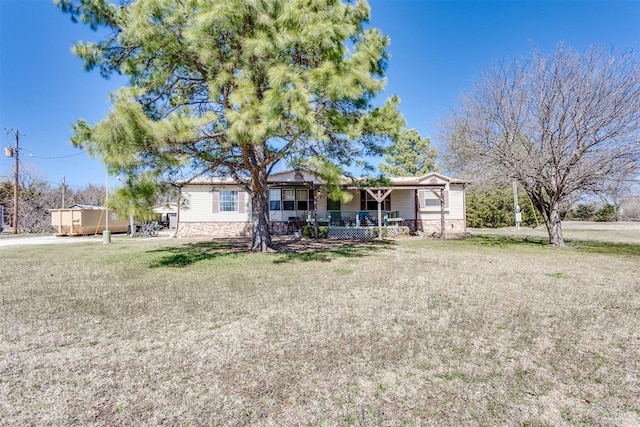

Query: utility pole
61;176;66;208
4;129;21;234
513;180;521;231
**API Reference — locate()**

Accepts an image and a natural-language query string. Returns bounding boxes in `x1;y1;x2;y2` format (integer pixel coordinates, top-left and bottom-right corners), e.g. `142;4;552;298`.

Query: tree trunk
251;187;272;251
545;202;565;247
249;147;273;252
539;200;565;247
527;189;565;247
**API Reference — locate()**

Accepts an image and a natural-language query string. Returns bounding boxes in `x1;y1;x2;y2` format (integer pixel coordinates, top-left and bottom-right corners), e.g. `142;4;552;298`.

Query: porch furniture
306;211;329;227
386;210;404;226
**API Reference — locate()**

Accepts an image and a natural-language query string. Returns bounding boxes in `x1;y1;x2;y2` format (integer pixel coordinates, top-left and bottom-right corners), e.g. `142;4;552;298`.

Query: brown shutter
238;191;245;213
385;193;391;211
360;190;366;210
212;190;219;213
417;190;425;209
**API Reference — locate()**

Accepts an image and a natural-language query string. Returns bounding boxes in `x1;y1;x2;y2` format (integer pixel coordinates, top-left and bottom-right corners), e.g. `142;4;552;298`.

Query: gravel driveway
0;235;102;248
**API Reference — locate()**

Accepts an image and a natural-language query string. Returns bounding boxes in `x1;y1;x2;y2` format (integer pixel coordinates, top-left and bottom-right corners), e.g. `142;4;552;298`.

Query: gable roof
389;172;468;187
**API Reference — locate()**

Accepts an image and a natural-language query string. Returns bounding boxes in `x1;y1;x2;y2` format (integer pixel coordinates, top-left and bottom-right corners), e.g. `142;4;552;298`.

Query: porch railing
327;210;401;227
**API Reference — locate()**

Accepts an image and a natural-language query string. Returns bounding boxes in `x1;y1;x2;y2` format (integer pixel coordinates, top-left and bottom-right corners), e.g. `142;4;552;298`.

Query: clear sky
1;0;638;189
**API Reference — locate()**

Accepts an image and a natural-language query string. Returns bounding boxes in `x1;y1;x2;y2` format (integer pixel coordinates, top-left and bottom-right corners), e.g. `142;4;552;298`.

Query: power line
27;152;84;159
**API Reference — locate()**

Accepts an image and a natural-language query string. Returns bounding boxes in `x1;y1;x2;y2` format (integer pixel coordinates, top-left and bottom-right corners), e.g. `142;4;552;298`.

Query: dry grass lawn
1;226;639;425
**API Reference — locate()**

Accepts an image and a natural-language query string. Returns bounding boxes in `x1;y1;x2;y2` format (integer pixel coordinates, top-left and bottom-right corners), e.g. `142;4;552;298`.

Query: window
424;197;441;209
360;190;391;211
220;190;238;212
419;189;449;211
296;189;308;211
270;187;311;211
283;189;296;210
269;189;281;211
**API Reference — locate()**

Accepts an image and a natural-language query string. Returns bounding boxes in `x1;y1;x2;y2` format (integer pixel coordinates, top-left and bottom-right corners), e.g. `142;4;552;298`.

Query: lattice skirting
328;227;375;239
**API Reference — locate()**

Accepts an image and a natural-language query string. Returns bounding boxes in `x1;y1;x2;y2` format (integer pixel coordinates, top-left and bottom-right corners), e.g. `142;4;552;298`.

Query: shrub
466;187;538;228
301;225;328;238
595;204;615;222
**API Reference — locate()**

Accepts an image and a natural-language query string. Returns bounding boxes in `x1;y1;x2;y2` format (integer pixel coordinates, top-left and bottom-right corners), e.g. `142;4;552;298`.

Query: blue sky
1;0;638;189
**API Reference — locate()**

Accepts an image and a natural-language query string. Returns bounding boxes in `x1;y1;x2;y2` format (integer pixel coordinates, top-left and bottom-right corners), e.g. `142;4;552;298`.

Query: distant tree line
465;183;640;228
0;169;105;233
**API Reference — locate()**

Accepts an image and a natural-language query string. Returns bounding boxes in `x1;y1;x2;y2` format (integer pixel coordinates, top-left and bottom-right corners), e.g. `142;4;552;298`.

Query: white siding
390;190;414;219
341;190;360;212
447;185;465;219
417;184;465;221
181;185;251;222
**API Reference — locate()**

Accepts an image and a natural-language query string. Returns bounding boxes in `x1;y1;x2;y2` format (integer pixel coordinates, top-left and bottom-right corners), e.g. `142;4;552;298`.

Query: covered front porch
266;170;465;240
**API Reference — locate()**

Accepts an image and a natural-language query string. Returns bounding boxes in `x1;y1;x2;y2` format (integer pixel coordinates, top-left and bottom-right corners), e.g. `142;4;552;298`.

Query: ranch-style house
176;170;467;239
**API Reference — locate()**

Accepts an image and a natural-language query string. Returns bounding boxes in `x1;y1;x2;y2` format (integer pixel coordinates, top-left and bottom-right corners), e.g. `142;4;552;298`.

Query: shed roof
180;170;467;188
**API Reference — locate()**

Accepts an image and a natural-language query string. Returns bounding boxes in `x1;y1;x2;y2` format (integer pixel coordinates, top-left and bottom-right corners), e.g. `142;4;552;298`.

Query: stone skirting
178;221;252;237
405;219;466;236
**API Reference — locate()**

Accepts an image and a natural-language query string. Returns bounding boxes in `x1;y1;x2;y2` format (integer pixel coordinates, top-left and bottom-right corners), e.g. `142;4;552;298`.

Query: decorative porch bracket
365;188;393;240
428;188;445;240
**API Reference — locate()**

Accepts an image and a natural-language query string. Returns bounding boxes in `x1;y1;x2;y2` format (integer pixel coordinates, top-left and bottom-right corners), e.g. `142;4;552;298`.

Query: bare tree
68;184;106;207
0;165;58;233
443;45;640;246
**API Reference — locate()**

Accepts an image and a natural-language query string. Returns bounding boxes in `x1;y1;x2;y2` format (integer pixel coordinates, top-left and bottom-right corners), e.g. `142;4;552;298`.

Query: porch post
313;185;319;240
365;188;392;241
440;187;445;240
377;190;383;241
428;186;446;240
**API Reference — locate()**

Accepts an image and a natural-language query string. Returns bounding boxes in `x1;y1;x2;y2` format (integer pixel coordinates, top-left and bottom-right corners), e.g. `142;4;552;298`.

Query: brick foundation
405;219;466;236
178;222;252;237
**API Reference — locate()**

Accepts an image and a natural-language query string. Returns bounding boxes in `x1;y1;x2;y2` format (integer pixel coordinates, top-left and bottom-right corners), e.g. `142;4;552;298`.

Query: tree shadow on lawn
272;238;396;263
147;237;396;267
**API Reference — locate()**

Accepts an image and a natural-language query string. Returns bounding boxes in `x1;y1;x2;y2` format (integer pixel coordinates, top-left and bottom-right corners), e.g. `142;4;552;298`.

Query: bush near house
466;187;537;228
301;226;329;238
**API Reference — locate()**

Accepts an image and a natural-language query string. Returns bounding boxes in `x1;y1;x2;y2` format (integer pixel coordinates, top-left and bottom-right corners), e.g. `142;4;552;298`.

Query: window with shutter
219;190;238;211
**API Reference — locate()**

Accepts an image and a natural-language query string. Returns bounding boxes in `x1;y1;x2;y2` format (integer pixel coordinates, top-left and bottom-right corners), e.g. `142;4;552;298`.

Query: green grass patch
566;240;640;256
467;234;640;256
466;234;550;247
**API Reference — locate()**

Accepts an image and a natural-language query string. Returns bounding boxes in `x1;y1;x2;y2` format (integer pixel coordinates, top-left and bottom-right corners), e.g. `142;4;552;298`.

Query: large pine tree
379;128;437;176
57;0;403;251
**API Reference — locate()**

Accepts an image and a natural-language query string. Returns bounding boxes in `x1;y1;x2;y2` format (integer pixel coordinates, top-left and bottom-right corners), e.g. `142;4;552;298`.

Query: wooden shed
50;204;129;236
